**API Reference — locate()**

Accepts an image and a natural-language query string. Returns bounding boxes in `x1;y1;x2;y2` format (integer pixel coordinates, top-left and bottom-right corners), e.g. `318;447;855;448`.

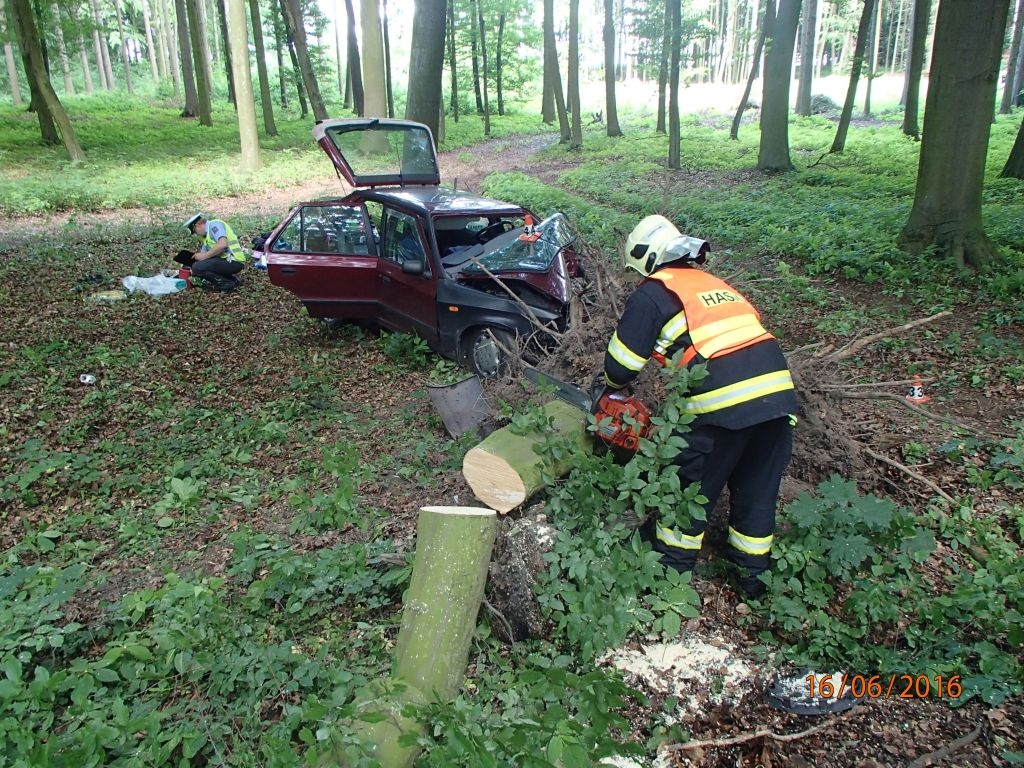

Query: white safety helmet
623;214;710;276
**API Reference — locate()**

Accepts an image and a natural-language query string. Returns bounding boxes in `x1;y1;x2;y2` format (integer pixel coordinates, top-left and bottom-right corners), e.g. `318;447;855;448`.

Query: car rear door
375;205;438;343
265;202;379;319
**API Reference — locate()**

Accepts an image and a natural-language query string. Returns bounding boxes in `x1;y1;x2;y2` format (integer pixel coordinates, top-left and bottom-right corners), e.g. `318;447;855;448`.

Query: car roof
359;186;525;216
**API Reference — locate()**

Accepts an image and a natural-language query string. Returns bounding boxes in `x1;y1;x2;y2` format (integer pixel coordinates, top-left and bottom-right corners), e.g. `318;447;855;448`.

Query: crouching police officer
182;213;247;292
602;215;798;597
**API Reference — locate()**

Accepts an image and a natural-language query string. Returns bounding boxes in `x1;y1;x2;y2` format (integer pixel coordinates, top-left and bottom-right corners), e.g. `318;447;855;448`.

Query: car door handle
380;274;392;284
280;267;296;274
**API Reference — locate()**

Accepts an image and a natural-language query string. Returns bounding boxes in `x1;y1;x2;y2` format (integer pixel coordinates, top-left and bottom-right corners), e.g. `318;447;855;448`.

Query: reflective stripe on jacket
203;220;247;263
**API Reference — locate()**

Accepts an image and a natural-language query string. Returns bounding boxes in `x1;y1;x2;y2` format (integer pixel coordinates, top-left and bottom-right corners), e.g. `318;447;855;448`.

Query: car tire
464;327;516;378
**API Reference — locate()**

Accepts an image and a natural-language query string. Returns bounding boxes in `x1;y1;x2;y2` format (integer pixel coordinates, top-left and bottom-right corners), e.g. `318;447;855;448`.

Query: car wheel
464;327;516;378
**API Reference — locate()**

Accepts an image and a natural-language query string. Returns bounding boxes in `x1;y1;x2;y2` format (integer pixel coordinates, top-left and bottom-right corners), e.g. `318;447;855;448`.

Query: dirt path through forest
0;132;561;241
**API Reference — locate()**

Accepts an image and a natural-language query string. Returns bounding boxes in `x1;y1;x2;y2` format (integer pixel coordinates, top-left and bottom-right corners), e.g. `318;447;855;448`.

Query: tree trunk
864;0;882;117
1000;0;1024;113
470;2;482;113
141;0;160;81
360;0;386;121
541;0;554;122
757;0;801;170
271;5;285;105
901;0;928;138
335;506;498;768
153;0;169;78
830;0;875;154
286;34;308;116
543;0;569;140
795;0;816;115
477;0;490;134
113;0;133;93
248;0;276;135
496;10;505;116
731;0;772;139
89;6;108;90
174;0;199;115
186;0;213;123
405;0;446;139
9;0;84;159
207;0;220;63
1;0;24;105
92;0;115;89
656;0;670;133
343;0;361;114
898;0;1010;269
463;401;592;513
448;0;458;121
226;0;259;169
668;0;681;166
1000;113;1024;178
889;0;905;72
568;0;581;148
49;3;74;94
333;0;342;96
1014;28;1024;106
217;0;235;104
603;0;621;136
76;34;94;93
382;0;394;117
161;0;181;95
282;0;326;119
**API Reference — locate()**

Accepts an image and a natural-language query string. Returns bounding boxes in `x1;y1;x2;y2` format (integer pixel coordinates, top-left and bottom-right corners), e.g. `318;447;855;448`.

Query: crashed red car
259;118;585;376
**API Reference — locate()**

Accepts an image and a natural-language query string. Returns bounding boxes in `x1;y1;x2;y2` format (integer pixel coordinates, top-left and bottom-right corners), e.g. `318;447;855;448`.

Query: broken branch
862;447;956;504
819;310;951;363
906;725;983;768
466;255;564;341
667;709;855;752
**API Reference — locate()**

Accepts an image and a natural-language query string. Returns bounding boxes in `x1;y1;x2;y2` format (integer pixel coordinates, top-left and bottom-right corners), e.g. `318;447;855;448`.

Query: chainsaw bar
522;366;593;412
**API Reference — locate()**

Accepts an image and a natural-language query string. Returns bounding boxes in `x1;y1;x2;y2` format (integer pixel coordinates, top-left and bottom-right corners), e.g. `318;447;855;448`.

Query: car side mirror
401;259;425;276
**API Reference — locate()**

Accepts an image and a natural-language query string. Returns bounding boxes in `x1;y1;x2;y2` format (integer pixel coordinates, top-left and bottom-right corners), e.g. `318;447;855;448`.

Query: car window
271;204;371;255
381;208;428;271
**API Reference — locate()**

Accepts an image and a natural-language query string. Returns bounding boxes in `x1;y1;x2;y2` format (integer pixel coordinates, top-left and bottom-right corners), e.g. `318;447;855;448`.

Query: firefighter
601;215;798;597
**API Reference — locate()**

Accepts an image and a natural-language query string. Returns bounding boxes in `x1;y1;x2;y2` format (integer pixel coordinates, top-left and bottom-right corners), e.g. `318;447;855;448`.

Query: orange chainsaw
524;367;653;452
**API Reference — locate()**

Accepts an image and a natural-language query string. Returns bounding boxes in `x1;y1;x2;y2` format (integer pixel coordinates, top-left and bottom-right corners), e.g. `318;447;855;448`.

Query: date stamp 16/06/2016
805;673;963;700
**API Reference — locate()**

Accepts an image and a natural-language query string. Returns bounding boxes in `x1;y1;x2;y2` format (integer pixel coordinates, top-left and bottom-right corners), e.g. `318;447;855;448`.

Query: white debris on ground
602;635;759;721
599;754;675;768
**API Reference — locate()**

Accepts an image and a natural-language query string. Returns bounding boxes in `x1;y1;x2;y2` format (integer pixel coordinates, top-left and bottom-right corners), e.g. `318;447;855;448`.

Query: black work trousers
192;257;243;291
645;416;793;576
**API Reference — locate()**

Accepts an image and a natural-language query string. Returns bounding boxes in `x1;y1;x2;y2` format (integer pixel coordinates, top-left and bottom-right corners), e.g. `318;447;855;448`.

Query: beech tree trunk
1015;25;1024;107
496;10;505;116
160;0;181;95
1000;0;1024;113
477;0;490;135
92;0;115;89
603;0;621;136
568;0;581;148
186;0;212;123
360;0;386;120
901;0;928;138
448;0;458;121
217;0;235;104
656;0;670;134
248;0;276;135
336;506;498;768
226;0;259;169
1000;113;1024;178
541;0;554;123
757;0;801;171
405;0;446;139
668;0;681;166
863;0;882;116
343;0;362;114
463;401;592;513
1;0;24;105
113;0;133;93
470;4;482;113
898;0;1011;269
283;0;326;119
142;0;160;81
76;34;94;93
795;0;816;115
543;0;569;141
272;6;287;107
174;0;199;115
732;0;773;139
9;0;84;160
284;26;308;117
830;0;875;153
382;0;394;117
49;3;74;95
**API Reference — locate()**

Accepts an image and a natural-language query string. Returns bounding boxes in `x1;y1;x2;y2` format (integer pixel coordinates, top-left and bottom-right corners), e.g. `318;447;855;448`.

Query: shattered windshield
463;213;578;274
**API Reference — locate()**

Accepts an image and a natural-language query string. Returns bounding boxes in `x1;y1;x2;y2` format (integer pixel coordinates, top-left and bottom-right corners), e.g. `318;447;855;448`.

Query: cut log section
462;400;593;513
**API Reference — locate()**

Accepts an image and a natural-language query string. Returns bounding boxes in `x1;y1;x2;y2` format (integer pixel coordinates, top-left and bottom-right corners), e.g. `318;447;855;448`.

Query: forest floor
2;125;1022;767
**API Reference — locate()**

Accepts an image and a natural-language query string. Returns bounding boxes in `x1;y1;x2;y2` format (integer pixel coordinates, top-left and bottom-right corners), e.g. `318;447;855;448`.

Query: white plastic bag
120;274;188;296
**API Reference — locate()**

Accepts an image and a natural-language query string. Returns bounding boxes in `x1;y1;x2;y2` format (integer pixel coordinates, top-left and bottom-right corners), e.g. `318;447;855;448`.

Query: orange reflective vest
646;268;774;368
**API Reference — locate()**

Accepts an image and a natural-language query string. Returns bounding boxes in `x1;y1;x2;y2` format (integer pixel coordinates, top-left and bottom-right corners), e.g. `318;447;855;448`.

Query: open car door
312;118;441;188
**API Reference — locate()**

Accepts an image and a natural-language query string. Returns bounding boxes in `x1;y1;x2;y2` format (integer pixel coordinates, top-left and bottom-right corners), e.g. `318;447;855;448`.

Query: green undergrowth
0;93;551;215
483;113;1024;305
